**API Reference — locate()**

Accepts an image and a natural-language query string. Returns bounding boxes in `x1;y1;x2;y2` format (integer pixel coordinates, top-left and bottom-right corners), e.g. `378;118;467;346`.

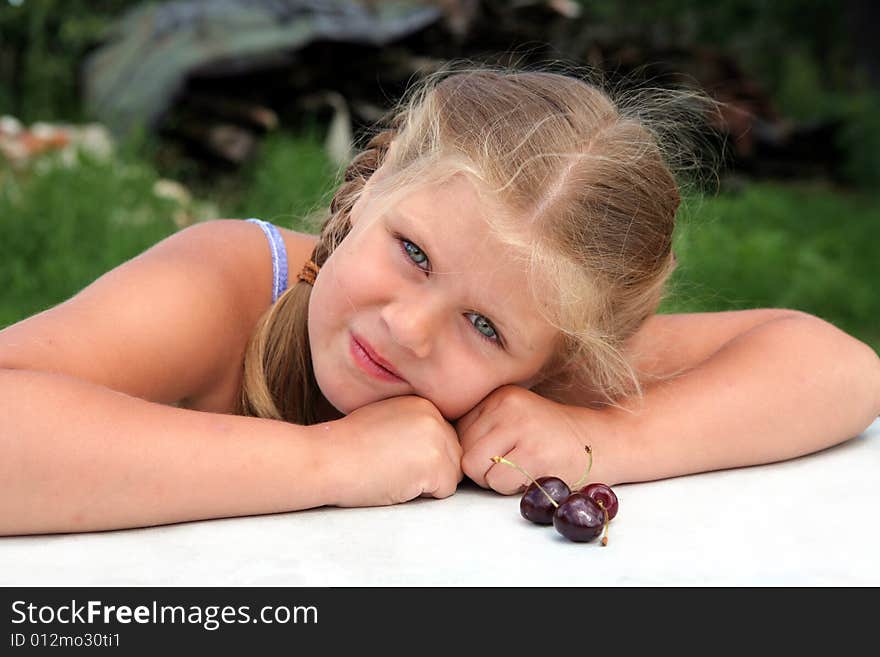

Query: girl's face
307;173;560;421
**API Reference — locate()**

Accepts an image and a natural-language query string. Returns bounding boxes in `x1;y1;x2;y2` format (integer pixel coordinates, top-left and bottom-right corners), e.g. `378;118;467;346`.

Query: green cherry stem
490;456;559;508
570;444;594;490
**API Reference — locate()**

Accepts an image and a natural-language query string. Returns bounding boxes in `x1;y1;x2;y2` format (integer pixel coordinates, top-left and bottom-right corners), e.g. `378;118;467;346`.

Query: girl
1;66;878;535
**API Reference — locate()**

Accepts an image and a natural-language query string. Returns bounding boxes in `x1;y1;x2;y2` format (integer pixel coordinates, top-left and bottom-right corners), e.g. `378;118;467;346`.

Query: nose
380;295;444;360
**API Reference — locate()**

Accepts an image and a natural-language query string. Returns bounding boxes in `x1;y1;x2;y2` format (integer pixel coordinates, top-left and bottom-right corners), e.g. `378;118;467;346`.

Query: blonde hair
235;62;717;424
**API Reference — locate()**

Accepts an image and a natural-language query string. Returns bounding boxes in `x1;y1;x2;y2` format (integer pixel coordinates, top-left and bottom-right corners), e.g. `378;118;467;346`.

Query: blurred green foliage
0;129;340;329
663;183;880;351
577;0;857;95
574;0;879;188
836;92;880;188
0;0;140;122
0;147;178;328
223;130;340;231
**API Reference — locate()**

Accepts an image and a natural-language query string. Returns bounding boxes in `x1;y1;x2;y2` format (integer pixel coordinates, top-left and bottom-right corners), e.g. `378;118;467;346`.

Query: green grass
223;131;340;231
0;151;180;328
2;134;878;355
662;182;880;352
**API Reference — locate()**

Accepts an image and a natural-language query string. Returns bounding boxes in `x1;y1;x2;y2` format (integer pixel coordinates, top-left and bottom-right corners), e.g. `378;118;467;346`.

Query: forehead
388;175;558;354
395;174;507;260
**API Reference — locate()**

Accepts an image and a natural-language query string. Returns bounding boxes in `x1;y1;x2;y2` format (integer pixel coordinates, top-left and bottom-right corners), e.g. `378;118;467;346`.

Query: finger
430;419;464;488
421;473;459;500
485;446;538;495
456;416;492;455
453;386;508;439
420;452;461;499
456;401;504;454
453;400;486;442
460;426;518;489
438;420;464;475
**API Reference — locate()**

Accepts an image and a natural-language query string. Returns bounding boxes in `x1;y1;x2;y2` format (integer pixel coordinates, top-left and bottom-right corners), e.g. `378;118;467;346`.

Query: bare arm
0;368;335;536
0;220;341;535
0;221;462;535
582;314;880;485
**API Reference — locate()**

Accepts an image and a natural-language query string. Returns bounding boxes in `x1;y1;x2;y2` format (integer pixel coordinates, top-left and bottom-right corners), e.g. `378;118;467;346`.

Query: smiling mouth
350;334;406;383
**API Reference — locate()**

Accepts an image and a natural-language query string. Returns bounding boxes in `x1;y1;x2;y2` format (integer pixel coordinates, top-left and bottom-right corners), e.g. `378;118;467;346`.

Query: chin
313;354;384;416
312;365;353;415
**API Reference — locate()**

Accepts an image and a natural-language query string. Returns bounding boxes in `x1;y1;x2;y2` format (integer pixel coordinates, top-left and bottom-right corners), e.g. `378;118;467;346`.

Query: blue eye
395;236;504;349
402;239;428;268
469;314;499;342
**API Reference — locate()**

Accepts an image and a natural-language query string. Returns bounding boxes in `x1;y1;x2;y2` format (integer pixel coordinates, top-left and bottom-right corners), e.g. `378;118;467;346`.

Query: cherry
580;483;619;521
520;477;571;525
491;446;618;545
552;493;605;542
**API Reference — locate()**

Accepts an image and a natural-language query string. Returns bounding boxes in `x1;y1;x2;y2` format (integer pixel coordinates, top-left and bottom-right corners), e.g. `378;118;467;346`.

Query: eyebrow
387;208;520;348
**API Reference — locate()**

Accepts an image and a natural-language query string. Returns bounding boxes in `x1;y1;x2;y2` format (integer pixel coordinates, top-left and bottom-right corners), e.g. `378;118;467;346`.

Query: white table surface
2;417;878;587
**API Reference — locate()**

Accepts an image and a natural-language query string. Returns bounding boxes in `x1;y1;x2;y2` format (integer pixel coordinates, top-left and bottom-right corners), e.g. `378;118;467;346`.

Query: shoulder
189;219;318;306
622;308;805;381
0;218;307;409
163;219;318;412
538;308;803;408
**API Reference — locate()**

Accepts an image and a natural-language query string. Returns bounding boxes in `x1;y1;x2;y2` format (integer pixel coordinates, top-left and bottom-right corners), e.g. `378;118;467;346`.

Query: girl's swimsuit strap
245;218;289;303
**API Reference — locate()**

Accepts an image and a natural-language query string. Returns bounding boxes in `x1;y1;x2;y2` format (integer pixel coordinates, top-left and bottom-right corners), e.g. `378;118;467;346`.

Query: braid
309;130;397;270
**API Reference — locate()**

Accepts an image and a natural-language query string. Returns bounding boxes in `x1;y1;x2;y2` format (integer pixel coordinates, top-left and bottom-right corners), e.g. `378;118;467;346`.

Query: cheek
430;359;502;416
312;249;364;310
306;265;353;347
336;233;396;289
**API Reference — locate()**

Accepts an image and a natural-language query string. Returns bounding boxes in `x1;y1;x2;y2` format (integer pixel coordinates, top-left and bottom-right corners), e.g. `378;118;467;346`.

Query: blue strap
245;218;289;303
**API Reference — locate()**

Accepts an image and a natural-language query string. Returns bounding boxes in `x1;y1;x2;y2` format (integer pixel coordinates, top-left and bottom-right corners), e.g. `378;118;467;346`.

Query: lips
352;333;406;382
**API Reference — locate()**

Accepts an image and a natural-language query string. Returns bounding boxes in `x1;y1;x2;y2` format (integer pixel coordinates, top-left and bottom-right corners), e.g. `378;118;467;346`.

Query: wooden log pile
149;0;844;181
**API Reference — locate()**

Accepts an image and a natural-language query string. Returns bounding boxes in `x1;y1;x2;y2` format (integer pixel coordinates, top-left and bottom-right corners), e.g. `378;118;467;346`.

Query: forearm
585;316;880;485
0;368;334;535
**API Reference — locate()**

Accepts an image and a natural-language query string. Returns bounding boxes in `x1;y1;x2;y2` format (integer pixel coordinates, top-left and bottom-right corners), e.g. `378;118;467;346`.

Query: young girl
1;66;878;536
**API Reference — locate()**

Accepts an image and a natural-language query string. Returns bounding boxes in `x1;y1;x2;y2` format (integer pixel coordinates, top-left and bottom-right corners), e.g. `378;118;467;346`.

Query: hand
455;385;598;494
320;395;463;507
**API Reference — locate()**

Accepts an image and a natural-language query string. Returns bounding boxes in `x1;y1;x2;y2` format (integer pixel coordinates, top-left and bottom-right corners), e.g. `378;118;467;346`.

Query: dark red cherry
520;477;571;525
552;493;604;542
580;483;619;520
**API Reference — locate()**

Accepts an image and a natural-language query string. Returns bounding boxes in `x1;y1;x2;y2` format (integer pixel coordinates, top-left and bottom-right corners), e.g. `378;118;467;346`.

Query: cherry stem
490;456;559;508
570;445;593;490
597;500;610;546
